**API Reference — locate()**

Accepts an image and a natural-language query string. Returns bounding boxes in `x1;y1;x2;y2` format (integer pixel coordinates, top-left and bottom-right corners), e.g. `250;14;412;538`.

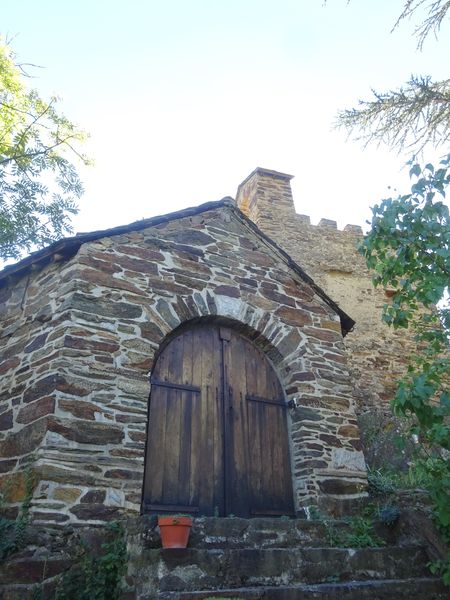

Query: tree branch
336;76;450;155
393;0;450;49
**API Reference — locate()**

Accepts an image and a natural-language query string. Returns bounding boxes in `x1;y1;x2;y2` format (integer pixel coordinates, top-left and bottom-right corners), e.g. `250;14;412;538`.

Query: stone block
0;420;47;458
69;503;121;521
81;489;106;503
24;333;48;353
58;399;100;420
0;409;13;431
331;448;366;472
318;477;367;495
17;397;55;424
52;487;82;503
275;306;312;327
47;417;124;445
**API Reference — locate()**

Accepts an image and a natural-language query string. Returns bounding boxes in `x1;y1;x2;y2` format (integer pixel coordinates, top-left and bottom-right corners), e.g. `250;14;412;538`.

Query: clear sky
2;0;449;234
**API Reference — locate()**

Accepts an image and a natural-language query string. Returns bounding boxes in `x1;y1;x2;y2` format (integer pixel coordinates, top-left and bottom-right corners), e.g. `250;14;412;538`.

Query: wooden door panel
143;323;294;517
225;328;295;517
143;386;201;512
246;399;294;515
196;383;224;515
143;325;224;515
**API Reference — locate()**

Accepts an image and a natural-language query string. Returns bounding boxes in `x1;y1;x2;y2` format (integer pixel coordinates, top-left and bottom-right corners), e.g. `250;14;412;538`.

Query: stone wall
236;168;417;411
0;201;367;525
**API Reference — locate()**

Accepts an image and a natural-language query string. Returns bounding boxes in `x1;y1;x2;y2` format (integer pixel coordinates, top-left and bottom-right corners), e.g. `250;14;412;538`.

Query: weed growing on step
367;465;430;496
325;514;385;548
429;557;450;586
52;522;127;600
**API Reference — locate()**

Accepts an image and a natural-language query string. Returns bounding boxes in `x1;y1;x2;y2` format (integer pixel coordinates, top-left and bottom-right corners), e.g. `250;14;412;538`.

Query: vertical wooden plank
161;332;184;504
212;326;225;516
244;342;259;513
226;331;250;516
144;341;171;507
177;390;192;506
262;359;276;508
255;350;269;510
177;331;193;505
196;326;210;513
270;365;294;513
221;329;233;515
144;386;167;506
196;326;209;514
189;328;202;509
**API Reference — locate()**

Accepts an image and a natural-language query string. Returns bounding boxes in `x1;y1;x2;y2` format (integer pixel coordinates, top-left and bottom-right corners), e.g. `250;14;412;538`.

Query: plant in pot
158;514;193;548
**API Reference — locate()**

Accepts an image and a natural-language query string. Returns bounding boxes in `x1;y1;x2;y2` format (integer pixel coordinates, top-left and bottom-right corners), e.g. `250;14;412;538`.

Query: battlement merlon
235;167;363;234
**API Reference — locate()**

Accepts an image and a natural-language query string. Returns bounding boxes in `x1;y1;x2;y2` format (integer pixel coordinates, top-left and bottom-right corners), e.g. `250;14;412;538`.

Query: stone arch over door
142;319;295;518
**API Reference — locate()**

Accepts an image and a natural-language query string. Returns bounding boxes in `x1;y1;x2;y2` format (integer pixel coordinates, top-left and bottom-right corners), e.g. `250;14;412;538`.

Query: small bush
326;514;385;548
0;464;35;562
54;522;127;600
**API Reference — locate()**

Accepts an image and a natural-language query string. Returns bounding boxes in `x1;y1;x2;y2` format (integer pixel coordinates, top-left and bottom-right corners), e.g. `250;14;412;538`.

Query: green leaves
361;155;450;323
362;155;450;582
0;37;90;260
409;163;421;177
54;522;127;600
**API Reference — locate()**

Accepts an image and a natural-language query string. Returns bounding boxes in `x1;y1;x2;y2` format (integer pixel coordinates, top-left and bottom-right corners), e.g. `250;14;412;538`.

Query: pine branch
394;0;450;49
336;76;450;155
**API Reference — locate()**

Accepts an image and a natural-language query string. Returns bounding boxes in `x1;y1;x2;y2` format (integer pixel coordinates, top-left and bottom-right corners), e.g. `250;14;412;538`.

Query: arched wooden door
142;323;294;517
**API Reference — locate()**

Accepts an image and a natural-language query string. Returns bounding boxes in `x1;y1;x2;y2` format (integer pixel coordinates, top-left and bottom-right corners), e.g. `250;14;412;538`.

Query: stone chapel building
0;168;414;525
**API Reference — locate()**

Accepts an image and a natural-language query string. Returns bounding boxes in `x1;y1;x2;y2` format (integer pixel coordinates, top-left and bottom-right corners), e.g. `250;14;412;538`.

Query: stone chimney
236;168;296;228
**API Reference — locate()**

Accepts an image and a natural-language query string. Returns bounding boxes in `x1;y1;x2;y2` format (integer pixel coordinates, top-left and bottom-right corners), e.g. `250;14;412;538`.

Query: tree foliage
0;37;89;260
333;1;450;582
337;76;450;155
335;1;450;155
361;157;450;583
394;0;450;50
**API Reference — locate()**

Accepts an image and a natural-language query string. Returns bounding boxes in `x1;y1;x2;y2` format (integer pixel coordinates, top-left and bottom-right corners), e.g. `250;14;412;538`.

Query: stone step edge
180;540;415;549
144;543;427;556
157;577;448;599
147;543;425;552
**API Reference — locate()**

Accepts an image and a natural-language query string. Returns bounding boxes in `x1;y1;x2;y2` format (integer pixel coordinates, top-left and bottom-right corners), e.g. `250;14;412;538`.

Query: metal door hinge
287;397;300;409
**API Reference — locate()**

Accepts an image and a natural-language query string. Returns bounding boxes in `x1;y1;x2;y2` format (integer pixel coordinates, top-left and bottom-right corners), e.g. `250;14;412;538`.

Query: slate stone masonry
0;198;367;525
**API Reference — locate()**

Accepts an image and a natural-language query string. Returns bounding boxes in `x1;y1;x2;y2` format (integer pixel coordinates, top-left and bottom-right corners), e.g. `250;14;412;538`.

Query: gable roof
0;198;355;335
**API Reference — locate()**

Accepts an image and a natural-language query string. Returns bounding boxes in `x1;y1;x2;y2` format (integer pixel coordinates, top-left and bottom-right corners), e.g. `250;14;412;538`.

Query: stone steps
127;516;447;599
3;576;448;600
0;516;446;599
140;517;367;550
184;517;354;550
156;578;449;599
132;545;429;590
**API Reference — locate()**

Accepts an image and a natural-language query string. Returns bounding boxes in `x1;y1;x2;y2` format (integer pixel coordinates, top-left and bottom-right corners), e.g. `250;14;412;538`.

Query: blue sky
2;0;449;233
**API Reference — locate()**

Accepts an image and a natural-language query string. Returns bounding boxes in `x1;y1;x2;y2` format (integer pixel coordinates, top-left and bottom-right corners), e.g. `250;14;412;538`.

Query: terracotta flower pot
158;516;192;548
